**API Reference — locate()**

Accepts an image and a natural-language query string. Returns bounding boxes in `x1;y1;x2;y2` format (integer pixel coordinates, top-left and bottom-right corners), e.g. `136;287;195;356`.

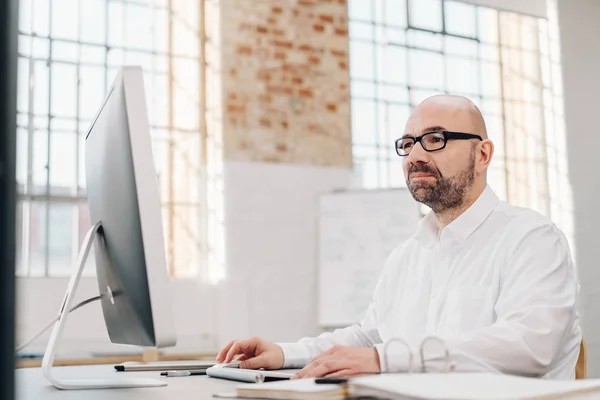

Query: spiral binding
382;336;455;374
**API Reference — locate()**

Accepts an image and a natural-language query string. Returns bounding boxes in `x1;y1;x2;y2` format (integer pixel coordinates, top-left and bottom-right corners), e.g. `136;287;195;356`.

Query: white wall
16;278;216;357
215;161;350;345
556;0;600;378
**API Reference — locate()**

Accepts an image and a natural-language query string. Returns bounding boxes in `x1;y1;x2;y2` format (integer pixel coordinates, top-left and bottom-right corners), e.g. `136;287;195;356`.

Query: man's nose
406;140;430;165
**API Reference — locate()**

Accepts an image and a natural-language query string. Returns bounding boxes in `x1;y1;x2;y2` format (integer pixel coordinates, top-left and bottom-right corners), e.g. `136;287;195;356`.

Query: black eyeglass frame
395;131;483;157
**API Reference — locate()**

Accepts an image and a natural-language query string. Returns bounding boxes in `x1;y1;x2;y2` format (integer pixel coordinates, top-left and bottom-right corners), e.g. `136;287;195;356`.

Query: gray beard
407;150;476;214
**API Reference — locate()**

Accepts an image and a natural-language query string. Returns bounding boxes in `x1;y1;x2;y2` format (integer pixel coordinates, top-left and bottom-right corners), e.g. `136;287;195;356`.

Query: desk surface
16;364;239;400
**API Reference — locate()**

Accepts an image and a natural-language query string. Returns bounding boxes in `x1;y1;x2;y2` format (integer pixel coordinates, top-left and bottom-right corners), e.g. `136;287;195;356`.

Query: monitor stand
41;221;167;390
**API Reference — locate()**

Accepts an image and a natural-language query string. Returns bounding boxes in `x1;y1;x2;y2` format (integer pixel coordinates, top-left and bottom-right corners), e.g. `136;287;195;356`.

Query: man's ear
478;139;494;171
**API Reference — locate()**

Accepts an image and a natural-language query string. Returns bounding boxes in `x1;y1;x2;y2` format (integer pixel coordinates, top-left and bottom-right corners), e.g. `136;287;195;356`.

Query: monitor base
41;222;167;390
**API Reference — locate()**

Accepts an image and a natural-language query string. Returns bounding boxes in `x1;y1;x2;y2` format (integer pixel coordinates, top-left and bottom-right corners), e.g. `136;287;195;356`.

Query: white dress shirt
279;185;582;379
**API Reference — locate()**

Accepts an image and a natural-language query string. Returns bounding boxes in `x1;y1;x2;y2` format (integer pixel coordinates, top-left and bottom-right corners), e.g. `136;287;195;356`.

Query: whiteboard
317;188;421;327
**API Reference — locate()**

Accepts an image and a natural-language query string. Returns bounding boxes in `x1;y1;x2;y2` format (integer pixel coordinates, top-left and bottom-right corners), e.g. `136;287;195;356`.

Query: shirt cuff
375;342;416;373
276;342;312;369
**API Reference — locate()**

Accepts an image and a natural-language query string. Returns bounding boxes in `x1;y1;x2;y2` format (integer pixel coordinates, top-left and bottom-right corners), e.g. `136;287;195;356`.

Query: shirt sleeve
275;244;404;369
277;301;382;368
376;222;581;377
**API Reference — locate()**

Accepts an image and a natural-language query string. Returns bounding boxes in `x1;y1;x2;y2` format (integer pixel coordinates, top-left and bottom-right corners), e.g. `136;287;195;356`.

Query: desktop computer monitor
41;66;177;390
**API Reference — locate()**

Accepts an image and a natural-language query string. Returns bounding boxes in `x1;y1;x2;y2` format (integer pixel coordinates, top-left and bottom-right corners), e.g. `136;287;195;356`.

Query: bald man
216;95;582;379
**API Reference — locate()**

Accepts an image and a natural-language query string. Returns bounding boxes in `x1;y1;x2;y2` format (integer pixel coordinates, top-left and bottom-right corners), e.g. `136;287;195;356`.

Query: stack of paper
218;378;347;400
348;372;600;400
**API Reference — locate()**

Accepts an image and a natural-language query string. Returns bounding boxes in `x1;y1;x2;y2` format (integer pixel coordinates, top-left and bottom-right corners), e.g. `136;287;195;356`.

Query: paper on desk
349;372;600;400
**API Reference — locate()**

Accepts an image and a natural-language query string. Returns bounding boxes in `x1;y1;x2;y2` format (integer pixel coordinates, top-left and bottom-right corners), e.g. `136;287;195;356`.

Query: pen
160;370;207;377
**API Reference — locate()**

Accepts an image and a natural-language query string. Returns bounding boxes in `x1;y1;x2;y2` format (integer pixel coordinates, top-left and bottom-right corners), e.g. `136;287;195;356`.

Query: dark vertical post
0;0;18;397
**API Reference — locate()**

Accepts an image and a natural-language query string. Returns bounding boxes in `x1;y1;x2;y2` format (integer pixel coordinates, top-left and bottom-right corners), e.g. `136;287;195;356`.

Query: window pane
151;73;169;127
480;97;503;117
28;201;48;277
384;0;407;27
409;0;442;32
52;0;79;39
380;84;409;103
478;8;498;44
18;34;32;57
376;26;405;46
173;19;199;58
353;158;379;189
108;1;125;46
47;203;75;277
15;201;25;276
19;0;32;34
32;0;50;36
445;1;476;38
32;37;50;60
16;128;28;186
350;41;375;80
410;89;443;106
378;158;390;187
446;57;478;94
387;104;411;145
51;63;78;118
351;99;377;145
479;43;500;62
126;3;154;51
32;60;49;117
173;60;200;130
107;48;125;67
51;118;76;131
349;21;374;41
52;41;79;63
17;57;30;114
520;18;539;52
78;131;86;189
407;30;443;52
80;65;107;119
155;8;169;54
408;50;444;89
50;132;77;188
349;0;373;21
389;158;407;187
80;45;106;66
81;0;106;44
351;80;376;99
78;203;97;277
379;45;407;84
125;50;154;73
32;130;48;187
445;36;477;58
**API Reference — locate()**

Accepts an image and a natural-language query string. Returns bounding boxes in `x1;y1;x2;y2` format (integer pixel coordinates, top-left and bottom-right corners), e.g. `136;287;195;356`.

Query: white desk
16;365;239;400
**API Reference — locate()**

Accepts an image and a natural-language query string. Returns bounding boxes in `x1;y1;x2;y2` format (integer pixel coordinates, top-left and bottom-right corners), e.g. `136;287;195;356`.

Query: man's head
399;95;494;214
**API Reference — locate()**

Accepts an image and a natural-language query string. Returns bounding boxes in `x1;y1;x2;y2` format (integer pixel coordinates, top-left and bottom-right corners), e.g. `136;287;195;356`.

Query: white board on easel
317;188;421;328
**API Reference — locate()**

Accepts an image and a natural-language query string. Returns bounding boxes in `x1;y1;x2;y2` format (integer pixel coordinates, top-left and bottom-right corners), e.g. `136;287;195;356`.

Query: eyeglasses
395;131;483;156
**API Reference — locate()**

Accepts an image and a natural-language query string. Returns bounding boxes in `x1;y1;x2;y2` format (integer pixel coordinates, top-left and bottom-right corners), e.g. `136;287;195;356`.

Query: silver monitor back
84;66;176;348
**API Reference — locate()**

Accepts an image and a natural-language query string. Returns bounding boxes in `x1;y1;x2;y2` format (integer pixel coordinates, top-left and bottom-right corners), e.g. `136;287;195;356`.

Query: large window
348;0;573;247
16;0;204;277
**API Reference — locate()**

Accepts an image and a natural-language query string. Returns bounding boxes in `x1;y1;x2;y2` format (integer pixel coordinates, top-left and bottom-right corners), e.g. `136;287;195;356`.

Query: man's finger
217;340;236;362
295;358;345;379
324;369;354;378
224;342;243;363
239;354;266;370
225;339;258;363
306;360;345;378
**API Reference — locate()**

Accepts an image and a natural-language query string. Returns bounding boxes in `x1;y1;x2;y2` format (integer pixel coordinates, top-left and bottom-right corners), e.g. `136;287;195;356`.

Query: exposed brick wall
221;0;352;167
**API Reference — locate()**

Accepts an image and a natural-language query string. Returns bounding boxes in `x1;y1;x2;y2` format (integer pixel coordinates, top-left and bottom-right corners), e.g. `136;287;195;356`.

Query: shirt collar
415;185;499;247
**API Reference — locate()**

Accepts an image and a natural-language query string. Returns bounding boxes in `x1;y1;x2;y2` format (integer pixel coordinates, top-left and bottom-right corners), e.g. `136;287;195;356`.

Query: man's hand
216;336;285;370
292;345;381;379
